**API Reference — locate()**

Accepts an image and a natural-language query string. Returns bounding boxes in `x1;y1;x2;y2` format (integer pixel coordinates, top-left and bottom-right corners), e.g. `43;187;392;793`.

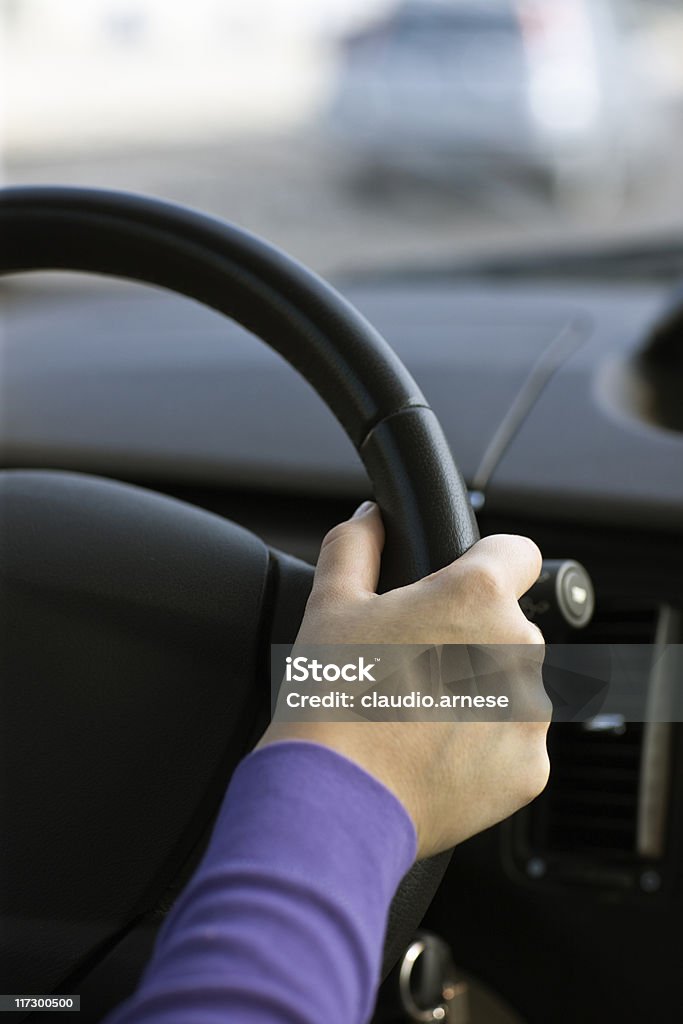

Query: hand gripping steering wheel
0;187;479;1016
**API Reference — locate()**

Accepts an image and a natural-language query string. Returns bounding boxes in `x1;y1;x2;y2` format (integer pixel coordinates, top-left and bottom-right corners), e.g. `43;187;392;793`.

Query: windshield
3;0;683;276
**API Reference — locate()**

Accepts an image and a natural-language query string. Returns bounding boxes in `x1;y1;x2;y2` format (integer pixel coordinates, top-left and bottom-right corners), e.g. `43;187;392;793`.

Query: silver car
325;0;668;206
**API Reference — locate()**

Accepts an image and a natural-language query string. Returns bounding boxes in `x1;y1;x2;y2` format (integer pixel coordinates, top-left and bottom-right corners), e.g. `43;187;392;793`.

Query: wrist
258;722;425;853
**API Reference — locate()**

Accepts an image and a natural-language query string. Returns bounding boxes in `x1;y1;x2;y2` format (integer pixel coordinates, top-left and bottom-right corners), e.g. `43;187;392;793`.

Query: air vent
532;723;644;858
510;600;668;888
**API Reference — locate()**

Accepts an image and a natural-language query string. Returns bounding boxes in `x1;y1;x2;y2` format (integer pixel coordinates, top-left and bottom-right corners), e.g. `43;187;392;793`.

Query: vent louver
537;723;644;858
513;600;663;884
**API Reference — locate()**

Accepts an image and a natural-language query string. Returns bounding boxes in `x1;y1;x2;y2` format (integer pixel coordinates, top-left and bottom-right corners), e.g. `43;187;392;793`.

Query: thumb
313;501;385;599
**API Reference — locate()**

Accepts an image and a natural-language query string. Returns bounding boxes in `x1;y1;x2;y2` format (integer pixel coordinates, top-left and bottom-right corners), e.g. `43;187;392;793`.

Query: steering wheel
0;187;479;1017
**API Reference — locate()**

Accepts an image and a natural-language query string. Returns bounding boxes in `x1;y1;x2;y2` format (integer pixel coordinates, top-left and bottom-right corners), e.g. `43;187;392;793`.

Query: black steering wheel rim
0;186;479;992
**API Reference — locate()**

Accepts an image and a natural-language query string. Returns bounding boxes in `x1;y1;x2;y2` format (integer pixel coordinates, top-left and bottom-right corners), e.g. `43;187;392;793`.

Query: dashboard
1;267;681;1023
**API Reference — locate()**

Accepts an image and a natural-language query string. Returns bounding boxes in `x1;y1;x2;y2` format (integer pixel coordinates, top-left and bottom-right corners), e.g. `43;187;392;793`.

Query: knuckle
320;520;353;549
528;677;553;721
496;532;542;569
461;562;505;602
522;621;545;645
517;739;550;804
516;534;543;572
505;610;545;645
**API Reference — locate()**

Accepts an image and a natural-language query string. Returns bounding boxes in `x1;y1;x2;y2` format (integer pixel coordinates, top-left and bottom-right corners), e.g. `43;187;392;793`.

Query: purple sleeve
104;741;417;1024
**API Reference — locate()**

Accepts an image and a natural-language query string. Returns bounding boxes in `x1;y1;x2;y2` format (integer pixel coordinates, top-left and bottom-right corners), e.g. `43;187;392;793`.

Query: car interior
2;3;682;1023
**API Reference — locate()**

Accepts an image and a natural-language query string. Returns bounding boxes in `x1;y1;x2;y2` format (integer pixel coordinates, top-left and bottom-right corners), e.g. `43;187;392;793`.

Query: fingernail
352;500;375;519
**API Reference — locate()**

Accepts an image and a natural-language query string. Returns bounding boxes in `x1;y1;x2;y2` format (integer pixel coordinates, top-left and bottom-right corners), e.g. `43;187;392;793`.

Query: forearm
105;742;416;1024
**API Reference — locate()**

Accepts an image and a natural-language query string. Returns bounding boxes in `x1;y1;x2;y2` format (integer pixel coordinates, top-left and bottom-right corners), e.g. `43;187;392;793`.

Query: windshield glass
3;0;683;276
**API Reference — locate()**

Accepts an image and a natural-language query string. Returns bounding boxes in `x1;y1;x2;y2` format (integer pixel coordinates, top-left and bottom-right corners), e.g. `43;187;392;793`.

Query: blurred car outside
323;0;674;209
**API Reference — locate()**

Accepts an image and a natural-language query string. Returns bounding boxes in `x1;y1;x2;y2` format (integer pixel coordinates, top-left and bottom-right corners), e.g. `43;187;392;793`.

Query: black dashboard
3;271;682;527
2;267;681;1023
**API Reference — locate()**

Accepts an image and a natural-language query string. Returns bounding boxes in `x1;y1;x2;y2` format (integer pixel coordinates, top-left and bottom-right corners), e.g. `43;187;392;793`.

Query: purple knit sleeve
104;741;417;1024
